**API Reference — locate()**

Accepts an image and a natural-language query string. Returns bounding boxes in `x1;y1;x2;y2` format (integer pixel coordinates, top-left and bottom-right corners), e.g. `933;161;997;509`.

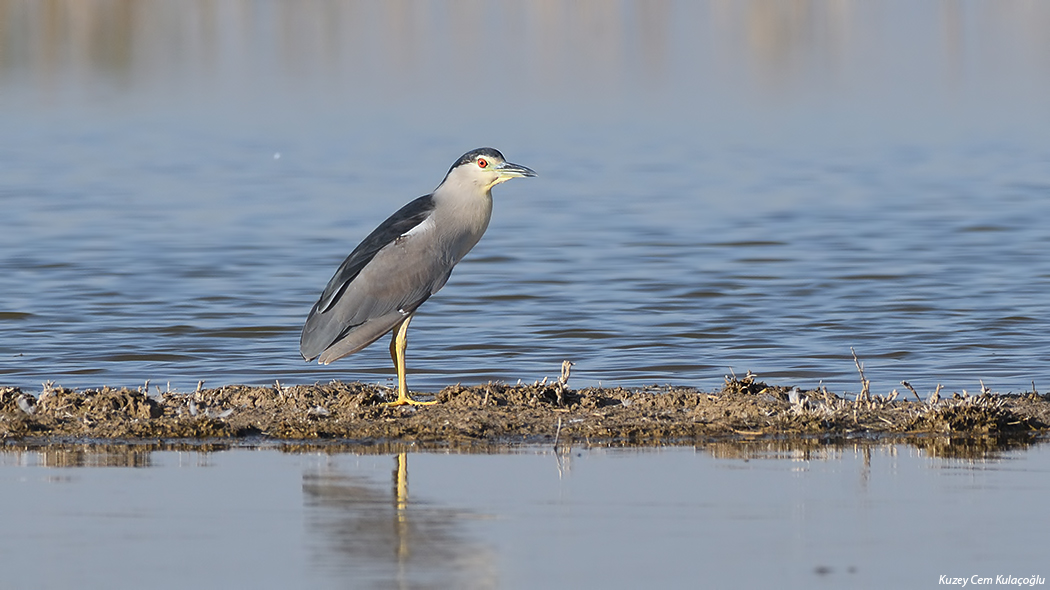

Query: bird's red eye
477;158;488;168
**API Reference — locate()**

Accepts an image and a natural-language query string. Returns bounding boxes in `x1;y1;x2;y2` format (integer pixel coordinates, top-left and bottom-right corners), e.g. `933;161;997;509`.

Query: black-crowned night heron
300;148;536;406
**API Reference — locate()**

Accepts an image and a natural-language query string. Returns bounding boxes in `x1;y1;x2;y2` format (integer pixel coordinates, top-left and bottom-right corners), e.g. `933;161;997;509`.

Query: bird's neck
431;182;493;261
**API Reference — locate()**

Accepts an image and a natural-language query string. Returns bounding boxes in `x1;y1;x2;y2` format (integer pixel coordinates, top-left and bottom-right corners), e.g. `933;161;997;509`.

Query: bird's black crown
449;147;505;173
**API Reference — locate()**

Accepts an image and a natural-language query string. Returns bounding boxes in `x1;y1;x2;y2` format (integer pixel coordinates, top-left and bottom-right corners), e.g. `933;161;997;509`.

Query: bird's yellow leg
384;314;437;406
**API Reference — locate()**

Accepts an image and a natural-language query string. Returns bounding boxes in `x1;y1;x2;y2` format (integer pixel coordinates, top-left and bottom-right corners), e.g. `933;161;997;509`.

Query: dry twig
851;347;871;402
901;381;922;403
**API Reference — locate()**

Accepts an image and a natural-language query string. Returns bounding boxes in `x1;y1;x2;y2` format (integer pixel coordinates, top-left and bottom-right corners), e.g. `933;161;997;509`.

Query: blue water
1;1;1049;397
2;442;1047;589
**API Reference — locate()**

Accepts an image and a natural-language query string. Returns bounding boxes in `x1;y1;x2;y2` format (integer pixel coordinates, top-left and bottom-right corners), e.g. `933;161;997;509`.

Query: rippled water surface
2;442;1048;589
2;1;1050;396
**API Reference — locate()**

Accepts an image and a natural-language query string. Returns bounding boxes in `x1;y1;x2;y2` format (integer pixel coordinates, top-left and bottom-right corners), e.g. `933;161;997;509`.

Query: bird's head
443;148;537;192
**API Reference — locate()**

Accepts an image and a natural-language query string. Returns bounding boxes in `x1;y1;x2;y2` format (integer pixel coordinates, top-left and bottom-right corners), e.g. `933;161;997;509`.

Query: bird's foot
384;395;438;407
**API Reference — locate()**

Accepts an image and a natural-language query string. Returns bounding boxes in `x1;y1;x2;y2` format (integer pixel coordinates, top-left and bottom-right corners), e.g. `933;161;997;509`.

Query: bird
300;148;537;406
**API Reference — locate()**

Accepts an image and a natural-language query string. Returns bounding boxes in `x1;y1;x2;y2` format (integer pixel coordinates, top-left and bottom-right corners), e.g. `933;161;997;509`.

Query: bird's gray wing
300;194;441;362
314;195;436;314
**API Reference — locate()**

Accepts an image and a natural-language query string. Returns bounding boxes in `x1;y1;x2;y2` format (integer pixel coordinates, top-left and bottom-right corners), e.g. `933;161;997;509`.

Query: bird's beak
496;161;537;179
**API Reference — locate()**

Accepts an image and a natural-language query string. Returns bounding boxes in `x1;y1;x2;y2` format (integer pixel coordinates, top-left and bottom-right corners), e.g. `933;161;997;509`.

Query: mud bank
2;373;1048;447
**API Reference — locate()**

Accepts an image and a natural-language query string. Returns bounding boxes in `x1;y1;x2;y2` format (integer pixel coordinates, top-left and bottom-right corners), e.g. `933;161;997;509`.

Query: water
2;1;1050;397
2;441;1047;589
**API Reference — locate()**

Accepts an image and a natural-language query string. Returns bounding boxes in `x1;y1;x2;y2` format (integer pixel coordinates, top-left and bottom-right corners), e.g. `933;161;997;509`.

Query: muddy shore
2;373;1048;450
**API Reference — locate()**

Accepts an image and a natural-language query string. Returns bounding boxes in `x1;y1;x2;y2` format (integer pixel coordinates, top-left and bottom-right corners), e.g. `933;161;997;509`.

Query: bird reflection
394;452;409;566
302;452;497;589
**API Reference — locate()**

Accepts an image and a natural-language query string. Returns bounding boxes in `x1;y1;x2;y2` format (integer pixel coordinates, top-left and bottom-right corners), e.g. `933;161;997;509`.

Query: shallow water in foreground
2;441;1047;589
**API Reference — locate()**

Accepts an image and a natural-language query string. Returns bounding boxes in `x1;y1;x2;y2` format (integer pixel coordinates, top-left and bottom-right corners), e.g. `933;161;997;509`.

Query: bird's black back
313;194;436;315
299;194;437;361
